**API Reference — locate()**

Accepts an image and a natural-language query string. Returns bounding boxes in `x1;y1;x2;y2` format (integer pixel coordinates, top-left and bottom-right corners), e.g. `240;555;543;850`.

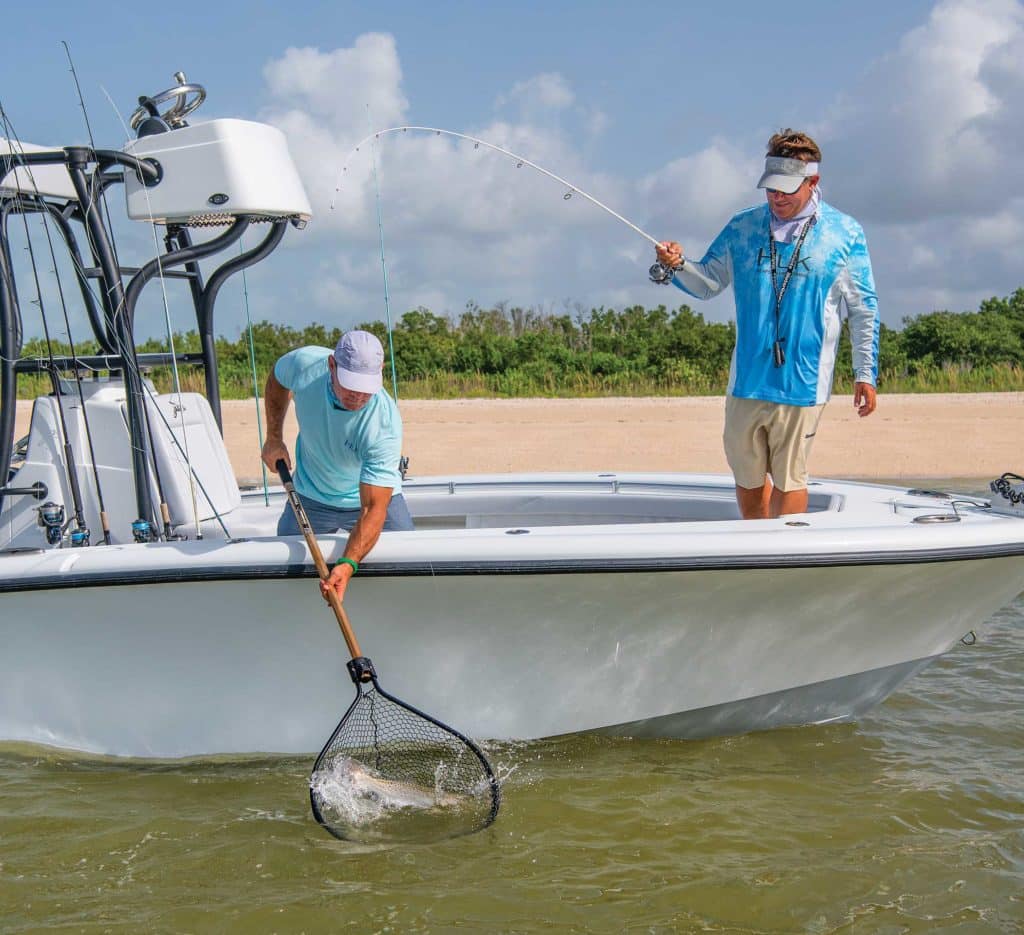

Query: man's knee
735;483;770;519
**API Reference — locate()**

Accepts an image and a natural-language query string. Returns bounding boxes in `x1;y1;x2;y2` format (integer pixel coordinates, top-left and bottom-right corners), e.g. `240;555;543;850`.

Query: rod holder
0;481;48;500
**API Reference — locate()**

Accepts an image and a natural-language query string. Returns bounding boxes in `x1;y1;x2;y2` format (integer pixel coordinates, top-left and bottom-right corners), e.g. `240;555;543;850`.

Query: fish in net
310;657;501;843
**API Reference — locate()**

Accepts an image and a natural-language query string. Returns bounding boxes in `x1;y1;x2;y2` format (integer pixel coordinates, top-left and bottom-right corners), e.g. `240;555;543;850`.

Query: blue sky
3;0;1023;342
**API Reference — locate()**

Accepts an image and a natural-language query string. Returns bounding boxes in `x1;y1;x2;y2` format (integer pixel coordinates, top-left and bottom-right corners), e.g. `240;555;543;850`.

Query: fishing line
62;42;98;156
239;236;270;505
365;107;400;401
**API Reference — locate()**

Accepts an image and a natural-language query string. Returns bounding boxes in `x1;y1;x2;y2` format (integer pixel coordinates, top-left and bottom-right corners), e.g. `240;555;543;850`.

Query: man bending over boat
262;330;413;601
653;129;879;519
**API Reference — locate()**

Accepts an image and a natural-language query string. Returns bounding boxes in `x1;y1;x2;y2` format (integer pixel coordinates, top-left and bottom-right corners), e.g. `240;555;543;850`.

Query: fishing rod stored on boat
276;460;500;843
0;112;96;548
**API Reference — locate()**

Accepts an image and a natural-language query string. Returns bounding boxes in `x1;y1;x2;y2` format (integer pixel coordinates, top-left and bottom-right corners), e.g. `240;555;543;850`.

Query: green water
2;596;1022;933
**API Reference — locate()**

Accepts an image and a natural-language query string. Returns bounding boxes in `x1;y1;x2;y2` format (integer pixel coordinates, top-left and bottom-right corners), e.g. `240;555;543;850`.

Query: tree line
15;287;1024;398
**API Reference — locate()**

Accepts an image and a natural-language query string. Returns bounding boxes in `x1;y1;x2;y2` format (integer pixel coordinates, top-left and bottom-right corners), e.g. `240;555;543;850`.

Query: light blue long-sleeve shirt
672;201;879;406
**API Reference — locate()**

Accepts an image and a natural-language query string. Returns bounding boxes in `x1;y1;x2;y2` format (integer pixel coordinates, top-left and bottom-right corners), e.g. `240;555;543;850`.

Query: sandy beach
14;392;1023;484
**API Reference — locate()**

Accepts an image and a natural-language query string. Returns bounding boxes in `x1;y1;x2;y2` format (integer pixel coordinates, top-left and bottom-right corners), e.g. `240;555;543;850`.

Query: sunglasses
765;178;813;196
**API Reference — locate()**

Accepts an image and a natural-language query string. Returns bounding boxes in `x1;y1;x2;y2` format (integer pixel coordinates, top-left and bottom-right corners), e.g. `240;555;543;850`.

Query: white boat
2;76;1023;758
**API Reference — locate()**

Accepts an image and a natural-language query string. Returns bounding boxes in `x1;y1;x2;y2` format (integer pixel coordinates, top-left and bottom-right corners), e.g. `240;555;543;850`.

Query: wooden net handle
276;460;363;660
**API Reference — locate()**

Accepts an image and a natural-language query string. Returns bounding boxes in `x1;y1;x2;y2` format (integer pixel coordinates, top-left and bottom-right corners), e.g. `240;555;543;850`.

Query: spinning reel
649;260;684;285
36;501;91;547
37;501;65;545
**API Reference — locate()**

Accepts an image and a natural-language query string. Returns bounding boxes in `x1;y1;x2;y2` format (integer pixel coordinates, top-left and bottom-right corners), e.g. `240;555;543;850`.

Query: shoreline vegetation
12;288;1024;400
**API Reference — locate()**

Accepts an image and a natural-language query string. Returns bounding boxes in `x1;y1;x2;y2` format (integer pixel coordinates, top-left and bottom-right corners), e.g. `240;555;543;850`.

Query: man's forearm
343;510;387;564
264;371;291;441
673;256;729;301
342;485;393;563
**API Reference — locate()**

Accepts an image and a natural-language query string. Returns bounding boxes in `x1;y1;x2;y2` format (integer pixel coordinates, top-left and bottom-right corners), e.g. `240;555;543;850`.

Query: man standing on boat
653;129;879;519
262;330;413;601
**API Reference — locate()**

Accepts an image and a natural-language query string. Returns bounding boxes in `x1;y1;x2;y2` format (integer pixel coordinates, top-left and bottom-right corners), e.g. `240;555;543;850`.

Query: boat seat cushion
141;392;241;524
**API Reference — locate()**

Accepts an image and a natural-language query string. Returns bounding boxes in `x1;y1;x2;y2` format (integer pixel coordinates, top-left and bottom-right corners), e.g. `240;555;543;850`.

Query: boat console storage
123;119;312;227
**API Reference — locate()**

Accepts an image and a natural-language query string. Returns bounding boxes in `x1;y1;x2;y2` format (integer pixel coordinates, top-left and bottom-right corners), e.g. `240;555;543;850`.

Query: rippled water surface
2;527;1022;932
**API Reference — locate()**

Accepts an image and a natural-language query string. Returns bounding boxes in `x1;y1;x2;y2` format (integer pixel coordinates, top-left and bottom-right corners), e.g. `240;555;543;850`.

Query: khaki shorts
723;396;826;492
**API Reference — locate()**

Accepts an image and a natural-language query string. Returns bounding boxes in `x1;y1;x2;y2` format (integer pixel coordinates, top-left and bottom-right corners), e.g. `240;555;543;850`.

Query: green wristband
336;557;359;574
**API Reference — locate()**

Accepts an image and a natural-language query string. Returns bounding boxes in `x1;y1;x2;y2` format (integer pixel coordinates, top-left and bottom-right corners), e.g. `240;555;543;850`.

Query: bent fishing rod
332;125;713;291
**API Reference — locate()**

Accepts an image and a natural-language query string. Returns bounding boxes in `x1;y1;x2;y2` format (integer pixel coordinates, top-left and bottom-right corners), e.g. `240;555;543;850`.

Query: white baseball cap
333;330;384;393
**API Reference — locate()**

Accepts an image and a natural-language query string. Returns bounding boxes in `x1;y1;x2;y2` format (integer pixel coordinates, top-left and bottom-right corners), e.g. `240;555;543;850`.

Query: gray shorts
277;491;415;536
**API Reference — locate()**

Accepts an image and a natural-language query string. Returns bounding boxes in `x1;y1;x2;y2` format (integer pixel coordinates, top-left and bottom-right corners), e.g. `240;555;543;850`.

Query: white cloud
262;35;407;132
809;0;1024;320
261;35;408;231
823;0;1024;222
496;73;575;113
638;140;757;249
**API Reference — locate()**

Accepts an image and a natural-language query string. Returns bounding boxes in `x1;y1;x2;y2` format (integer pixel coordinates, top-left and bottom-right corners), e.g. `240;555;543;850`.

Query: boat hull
2;549;1020;756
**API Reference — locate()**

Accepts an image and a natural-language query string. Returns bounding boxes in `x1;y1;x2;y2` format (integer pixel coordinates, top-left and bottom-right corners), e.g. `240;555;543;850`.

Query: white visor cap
334;330;384;393
756;156;819;194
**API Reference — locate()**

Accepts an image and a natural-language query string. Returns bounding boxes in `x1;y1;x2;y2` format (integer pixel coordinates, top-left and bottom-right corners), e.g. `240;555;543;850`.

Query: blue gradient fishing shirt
672;201;879;406
274;346;403;509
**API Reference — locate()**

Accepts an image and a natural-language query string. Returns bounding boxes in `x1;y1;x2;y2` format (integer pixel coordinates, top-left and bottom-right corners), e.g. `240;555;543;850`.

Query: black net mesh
310;670;500;843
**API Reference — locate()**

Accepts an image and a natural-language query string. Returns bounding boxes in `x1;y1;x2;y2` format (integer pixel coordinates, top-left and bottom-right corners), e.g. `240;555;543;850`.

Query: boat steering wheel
129;73;207;131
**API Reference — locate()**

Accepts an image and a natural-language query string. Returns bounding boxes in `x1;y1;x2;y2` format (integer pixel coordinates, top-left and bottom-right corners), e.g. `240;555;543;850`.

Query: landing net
310;673;500;844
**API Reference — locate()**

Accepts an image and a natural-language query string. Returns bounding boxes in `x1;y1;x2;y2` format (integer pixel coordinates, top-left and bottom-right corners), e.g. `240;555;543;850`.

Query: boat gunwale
4;539;1024;593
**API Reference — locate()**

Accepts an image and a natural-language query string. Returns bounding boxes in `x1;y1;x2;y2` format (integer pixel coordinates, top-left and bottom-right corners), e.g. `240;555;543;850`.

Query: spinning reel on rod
649;259;684;285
